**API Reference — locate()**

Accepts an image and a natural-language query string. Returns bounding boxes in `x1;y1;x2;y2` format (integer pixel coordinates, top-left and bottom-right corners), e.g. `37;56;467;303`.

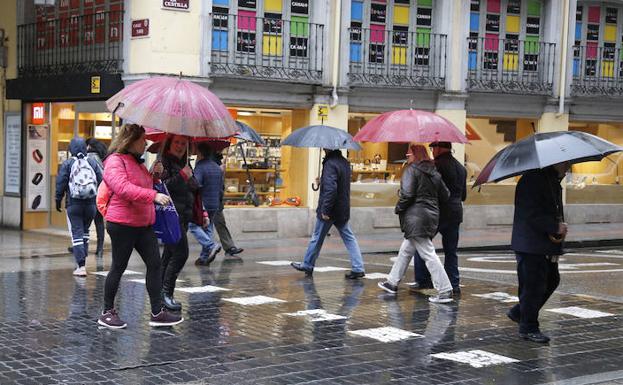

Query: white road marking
313;266;350;272
558;262;619;270
472;292;519;303
177;285;231;293
283;309;348;322
93;270;142;277
127;278;185;284
223;295;286;305
363;273;391;280
546;306;615;318
348;326;422;343
431;350;518;368
257;260;293;266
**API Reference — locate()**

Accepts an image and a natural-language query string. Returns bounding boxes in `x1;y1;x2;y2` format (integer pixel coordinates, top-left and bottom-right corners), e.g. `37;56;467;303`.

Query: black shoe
290;262;313;276
225;247;244;256
344;271;365;280
67;246;73;253
205;244;222;264
378;281;398;294
506;310;520;323
519;331;550;343
195;258;209;266
408;281;433;292
452;287;461;295
162;293;182;311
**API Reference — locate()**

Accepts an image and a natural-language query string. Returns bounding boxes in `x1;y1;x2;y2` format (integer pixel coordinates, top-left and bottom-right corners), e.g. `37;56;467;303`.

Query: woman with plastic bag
97;124;183;329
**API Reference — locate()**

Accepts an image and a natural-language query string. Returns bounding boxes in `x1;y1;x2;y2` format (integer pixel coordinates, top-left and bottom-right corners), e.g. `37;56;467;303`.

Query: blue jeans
302;218;364;273
188;222;217;260
414;221;460;288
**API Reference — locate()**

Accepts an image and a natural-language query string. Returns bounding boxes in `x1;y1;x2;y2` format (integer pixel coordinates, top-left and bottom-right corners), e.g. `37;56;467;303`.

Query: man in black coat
506;162;569;343
411;142;467;294
291;149;365;279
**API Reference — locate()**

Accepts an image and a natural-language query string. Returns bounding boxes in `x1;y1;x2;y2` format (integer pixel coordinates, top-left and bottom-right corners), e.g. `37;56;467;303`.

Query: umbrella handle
311;182;319;191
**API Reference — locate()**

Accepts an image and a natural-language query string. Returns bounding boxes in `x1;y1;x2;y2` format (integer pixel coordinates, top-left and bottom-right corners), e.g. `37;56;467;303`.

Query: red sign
163;0;189;10
32;103;45;125
131;19;149;38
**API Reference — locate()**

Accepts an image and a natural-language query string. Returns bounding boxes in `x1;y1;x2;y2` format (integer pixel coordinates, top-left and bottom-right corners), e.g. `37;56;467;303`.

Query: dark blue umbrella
282;125;362;150
235;121;265;145
474;131;623;187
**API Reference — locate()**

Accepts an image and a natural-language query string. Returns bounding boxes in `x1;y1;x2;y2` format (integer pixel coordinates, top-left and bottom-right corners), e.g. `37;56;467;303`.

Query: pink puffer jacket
103;153;157;227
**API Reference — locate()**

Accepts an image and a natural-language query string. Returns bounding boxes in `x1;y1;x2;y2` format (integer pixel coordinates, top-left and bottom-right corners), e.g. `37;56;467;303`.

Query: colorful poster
290;37;308;57
291;0;309;15
4;114;21;196
486;14;500;33
26;125;49;211
370;3;386;23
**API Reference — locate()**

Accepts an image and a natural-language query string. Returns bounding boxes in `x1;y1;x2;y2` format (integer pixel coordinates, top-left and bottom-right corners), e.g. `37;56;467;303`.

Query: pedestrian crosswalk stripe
546;306;615;318
283;309;348;322
431;350;518;368
472;292;519;303
223;295;286;305
177;285;230;293
348;326;422;343
257;260;293;266
93;270;142;277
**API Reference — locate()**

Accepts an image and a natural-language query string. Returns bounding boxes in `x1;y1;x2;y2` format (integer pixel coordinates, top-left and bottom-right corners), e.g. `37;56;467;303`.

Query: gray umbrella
235;121;265;145
282;125;362;150
473;131;623;187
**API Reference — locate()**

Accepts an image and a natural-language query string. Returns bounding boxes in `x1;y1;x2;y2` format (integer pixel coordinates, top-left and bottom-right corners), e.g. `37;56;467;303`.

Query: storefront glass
567;122;623;204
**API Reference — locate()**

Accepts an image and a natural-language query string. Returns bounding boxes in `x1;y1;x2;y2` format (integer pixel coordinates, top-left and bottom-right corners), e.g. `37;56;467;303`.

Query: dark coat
195;157;224;214
160;153;199;223
395;160;450;239
434;152;467;224
317;150;351;226
55;138;103;207
511;168;564;256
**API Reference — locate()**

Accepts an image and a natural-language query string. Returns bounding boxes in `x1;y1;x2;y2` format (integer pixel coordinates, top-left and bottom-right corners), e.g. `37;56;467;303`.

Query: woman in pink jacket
97;124;183;329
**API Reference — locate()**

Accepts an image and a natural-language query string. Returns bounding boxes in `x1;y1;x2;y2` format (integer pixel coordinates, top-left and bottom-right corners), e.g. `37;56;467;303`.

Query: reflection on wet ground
0;232;622;384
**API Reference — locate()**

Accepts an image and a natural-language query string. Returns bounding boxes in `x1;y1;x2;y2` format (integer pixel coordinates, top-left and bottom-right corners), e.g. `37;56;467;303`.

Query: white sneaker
73;266;87;277
429;290;453;303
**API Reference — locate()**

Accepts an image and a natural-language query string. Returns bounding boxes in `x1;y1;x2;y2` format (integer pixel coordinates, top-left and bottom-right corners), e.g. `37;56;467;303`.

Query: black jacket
161;153;199;223
434;152;467;224
317;150;351;226
395;160;450;239
511;168;564;256
55;138;103;207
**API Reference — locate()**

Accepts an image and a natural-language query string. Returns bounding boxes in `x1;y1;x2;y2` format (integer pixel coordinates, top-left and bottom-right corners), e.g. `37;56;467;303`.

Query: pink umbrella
106;76;237;138
353;109;469;143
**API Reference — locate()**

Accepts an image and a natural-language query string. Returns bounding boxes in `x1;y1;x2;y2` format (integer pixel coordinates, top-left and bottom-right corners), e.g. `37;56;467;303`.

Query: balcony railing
348;28;446;88
209;14;324;83
572;45;623;96
467;37;555;94
17;10;124;77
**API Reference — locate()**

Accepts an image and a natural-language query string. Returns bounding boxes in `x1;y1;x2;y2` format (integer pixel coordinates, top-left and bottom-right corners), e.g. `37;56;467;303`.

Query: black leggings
94;211;105;253
161;219;189;295
104;222;162;315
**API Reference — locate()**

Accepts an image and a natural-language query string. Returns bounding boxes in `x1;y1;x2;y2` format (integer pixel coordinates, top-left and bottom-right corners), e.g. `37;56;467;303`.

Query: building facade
2;0;622;238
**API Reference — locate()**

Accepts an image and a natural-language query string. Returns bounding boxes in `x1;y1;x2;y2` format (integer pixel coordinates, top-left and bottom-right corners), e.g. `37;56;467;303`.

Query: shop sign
213;8;229;28
131;19;149;38
370;4;386;24
603;43;616;60
392;26;408;45
26;124;49;211
414;47;430;66
291;0;308;15
526;17;540;35
350;22;362;41
507;0;521;14
317;105;328;120
523;54;538;71
4;113;21;196
416;8;432;27
576;6;583;21
585;59;597;76
470;0;480;12
162;0;189;10
91;76;101;94
483;52;498;70
32;103;45;125
606;8;618;24
505;34;519;52
237;31;256;53
486;14;500;33
289;37;308;57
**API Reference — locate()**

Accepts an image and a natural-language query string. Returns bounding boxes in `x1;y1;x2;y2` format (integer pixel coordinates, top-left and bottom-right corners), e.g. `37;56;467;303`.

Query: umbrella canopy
106;76;237;138
353;109;468;144
473;131;623;187
282;125;362;150
236;121;265;145
147;138;231;154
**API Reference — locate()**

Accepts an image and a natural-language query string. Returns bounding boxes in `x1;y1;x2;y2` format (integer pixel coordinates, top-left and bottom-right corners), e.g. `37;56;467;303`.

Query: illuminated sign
32;103;45;125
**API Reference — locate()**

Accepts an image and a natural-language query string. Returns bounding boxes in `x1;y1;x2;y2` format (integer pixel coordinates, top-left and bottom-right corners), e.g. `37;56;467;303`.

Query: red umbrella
353;110;469;143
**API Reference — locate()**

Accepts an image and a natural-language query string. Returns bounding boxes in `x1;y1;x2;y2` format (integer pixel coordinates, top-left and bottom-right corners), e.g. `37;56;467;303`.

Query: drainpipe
329;0;341;108
557;0;570;116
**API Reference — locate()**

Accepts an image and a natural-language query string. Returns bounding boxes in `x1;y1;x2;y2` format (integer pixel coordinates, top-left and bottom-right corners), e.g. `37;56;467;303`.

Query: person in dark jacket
56;137;103;277
506;162;569;343
291;149;365;279
158;135;200;311
378;144;452;303
193;143;224;265
411;142;467;294
213;150;244;257
86;137;108;259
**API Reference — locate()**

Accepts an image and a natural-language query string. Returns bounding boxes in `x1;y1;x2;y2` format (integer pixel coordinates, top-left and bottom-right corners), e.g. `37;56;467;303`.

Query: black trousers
161;219;189;295
508;252;560;334
105;222;163;315
94;211;105;254
213;210;235;251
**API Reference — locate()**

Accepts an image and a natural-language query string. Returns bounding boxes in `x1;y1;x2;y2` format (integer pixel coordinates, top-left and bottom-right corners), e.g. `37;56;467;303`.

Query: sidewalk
28;222;623;256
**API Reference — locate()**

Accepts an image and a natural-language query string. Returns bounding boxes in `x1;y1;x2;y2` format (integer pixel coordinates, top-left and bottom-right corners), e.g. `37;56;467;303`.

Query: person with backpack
56;137;103;277
86;138;108;259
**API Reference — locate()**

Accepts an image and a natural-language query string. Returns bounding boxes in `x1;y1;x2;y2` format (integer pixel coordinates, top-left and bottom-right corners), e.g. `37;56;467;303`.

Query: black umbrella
473;131;623;187
235;121;265;145
282;125;362;190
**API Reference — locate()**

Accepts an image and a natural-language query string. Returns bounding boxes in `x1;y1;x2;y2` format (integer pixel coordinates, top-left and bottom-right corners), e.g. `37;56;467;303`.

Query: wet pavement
0;229;623;384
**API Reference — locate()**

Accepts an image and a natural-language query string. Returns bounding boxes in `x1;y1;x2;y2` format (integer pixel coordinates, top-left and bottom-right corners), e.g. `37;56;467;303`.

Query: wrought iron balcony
348;27;446;88
17;10;123;77
572;45;623;96
209;13;324;83
467;37;555;94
